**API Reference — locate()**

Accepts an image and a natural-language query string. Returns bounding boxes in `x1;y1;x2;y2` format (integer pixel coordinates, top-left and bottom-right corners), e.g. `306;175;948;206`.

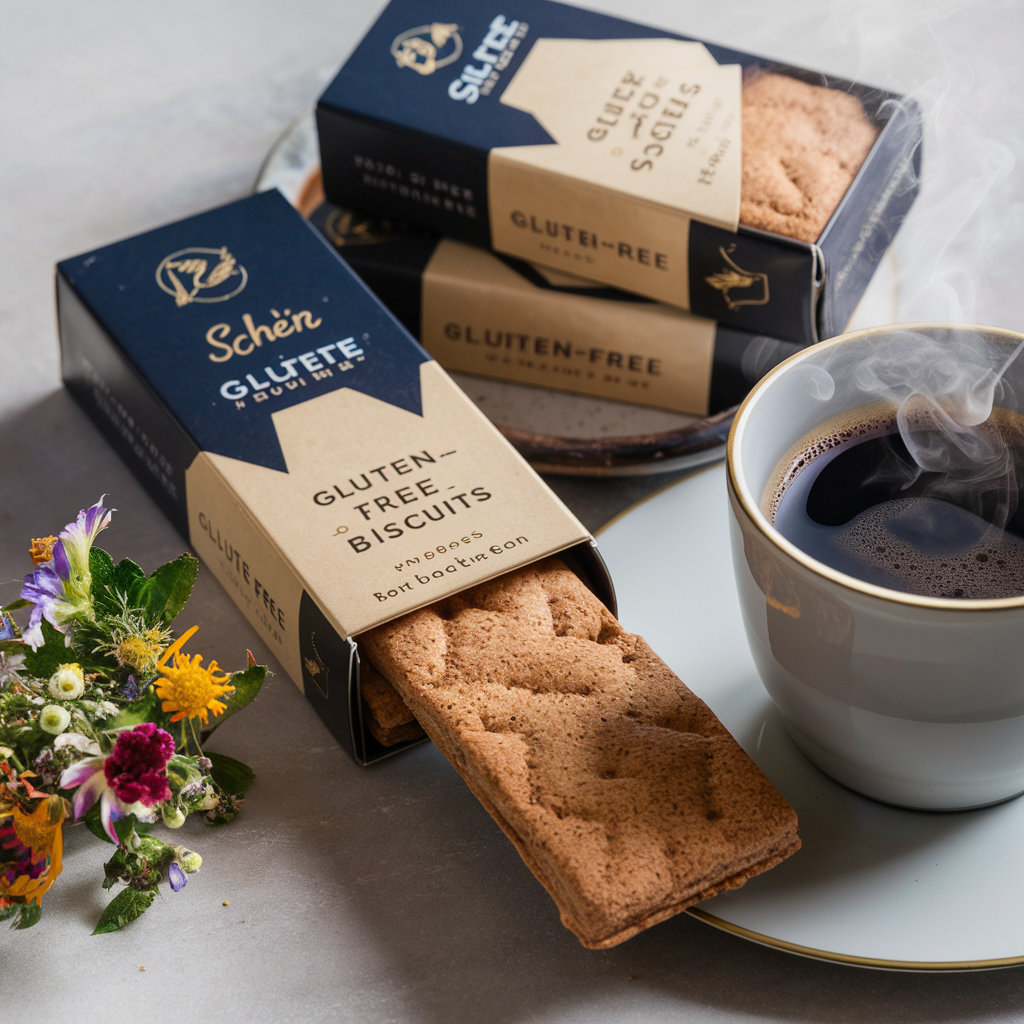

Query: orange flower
28;536;58;566
0;796;65;907
155;626;235;726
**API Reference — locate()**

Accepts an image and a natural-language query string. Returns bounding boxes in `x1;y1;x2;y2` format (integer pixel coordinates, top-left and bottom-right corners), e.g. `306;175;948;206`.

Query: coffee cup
727;322;1024;810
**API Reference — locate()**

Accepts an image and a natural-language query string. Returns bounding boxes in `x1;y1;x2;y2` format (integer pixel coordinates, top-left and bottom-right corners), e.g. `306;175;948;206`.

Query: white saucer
598;464;1024;971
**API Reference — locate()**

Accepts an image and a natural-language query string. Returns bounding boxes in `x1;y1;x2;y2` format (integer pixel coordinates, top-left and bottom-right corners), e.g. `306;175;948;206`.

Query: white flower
178;849;203;873
54;732;101;755
123;802;157;823
48;663;85;700
0;650;25;687
200;788;219;810
0;745;13;759
162;805;186;828
96;701;119;719
39;704;72;735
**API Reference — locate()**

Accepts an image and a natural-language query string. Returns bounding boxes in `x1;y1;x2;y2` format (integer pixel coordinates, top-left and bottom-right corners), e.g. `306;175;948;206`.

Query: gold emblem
304;634;329;699
390;23;462;76
155;246;247;307
705;246;770;311
323;208;401;248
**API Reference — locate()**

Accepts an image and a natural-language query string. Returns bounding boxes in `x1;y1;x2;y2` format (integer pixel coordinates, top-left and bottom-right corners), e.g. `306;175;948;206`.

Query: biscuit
361;558;800;948
360;657;426;747
740;72;879;243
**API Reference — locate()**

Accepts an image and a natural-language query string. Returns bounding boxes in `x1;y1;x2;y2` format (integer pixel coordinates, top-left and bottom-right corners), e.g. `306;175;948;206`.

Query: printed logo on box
390;23;463;76
322;207;401;248
155;247;248;307
389;17;526;105
704;246;770;311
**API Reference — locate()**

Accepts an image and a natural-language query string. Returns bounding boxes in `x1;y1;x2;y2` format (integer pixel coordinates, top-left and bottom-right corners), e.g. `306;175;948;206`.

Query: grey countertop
4;1;1024;1020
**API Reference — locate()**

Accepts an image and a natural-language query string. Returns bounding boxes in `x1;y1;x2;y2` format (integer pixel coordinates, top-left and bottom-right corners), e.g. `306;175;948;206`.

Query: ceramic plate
598;463;1024;971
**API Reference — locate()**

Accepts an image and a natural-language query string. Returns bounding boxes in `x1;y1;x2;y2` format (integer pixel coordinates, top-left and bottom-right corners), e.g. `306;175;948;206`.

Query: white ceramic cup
727;323;1024;810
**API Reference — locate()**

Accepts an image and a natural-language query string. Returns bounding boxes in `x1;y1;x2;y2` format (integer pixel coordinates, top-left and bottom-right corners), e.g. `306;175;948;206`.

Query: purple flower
168;862;186;892
121;675;140;702
60;723;174;843
21;497;113;649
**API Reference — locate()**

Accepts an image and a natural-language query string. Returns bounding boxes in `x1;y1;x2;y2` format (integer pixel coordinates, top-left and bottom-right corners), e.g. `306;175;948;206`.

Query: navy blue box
317;0;921;346
56;190;610;763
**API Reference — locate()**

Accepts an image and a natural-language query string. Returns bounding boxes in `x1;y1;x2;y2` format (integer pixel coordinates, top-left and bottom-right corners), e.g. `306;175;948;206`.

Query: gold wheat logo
389;23;462;76
705;247;770;311
155;246;247;306
304;635;330;700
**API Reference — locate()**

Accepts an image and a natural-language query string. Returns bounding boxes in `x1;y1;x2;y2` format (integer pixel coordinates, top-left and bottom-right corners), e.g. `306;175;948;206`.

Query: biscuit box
56;189;612;764
309;199;803;416
316;0;922;347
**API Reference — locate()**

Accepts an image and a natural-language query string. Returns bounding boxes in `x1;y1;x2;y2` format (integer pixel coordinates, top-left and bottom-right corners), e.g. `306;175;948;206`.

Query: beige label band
489;38;742;308
185;361;590;687
421;239;717;415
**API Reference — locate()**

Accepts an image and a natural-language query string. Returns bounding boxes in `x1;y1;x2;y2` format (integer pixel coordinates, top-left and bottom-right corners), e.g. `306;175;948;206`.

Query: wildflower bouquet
0;498;266;932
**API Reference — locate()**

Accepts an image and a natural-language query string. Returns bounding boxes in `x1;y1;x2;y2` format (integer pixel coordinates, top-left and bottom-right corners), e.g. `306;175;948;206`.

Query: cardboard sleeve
56;190;607;763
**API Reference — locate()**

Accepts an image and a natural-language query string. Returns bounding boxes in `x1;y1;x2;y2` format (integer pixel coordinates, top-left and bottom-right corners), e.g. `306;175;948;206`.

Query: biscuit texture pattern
360;658;425;747
361;559;800;948
740;73;879;243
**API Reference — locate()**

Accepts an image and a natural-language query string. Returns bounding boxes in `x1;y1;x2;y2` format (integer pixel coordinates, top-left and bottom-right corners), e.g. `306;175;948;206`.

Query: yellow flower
155;626;235;725
113;628;167;674
0;796;65;907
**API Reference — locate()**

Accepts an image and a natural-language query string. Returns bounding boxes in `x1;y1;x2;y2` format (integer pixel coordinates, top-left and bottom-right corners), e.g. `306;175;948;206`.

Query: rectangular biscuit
360;658;426;748
740;72;880;243
361;558;800;948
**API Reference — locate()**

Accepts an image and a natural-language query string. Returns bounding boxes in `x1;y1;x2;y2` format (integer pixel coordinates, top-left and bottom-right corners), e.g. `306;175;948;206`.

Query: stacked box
317;0;921;346
308;199;803;416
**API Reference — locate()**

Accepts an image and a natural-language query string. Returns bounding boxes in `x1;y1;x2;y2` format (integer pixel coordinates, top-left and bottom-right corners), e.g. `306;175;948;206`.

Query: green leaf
84;803;114;844
203;664;266;738
89;547;117;614
206;751;255;796
85;805;153;845
134;554;198;627
114;557;146;603
21;619;71;678
0;599;29;613
92;887;156;934
1;902;42;929
117;815;152;843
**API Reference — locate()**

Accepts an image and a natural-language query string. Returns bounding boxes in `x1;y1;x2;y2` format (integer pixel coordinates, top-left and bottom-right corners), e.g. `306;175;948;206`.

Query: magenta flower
60;723;174;843
21;497;113;649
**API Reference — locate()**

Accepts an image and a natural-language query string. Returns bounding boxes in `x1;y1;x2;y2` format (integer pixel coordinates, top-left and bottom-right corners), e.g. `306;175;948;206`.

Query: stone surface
3;1;1024;1020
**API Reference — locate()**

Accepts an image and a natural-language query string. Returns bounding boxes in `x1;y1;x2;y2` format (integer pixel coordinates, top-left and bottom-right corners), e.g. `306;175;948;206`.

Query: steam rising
823;6;1023;540
826;329;1024;532
824;0;1020;331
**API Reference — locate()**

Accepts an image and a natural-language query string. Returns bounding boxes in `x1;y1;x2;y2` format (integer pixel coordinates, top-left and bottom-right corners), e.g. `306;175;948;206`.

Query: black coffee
766;405;1024;599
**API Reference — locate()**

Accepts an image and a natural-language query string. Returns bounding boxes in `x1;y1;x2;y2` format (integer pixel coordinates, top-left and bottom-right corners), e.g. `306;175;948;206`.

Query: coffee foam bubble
766;403;1024;600
762;401;898;522
834;497;1024;600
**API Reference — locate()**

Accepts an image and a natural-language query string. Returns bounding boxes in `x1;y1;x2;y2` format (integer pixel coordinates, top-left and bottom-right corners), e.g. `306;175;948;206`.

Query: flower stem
187;717;204;757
